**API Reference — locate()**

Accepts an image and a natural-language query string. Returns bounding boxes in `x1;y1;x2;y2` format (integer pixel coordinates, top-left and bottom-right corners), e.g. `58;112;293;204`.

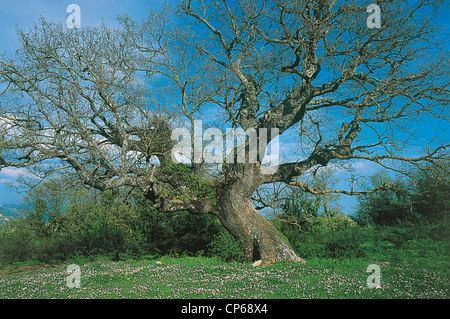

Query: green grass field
0;255;448;299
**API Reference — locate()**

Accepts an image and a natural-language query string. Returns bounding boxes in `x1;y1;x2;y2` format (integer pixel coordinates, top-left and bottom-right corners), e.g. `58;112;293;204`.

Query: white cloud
348;160;379;175
0;167;36;179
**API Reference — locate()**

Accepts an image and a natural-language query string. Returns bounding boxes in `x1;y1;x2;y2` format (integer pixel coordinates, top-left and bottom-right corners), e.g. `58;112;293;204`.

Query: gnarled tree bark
217;189;304;264
214;164;304;265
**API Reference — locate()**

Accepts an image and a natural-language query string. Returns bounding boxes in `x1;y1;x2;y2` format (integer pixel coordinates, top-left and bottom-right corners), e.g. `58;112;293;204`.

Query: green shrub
401;238;449;258
0;224;36;264
1;172;447;266
207;228;244;262
132;195;224;257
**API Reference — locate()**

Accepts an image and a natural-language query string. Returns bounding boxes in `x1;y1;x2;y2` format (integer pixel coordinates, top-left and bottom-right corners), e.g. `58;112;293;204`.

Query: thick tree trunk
216;182;305;266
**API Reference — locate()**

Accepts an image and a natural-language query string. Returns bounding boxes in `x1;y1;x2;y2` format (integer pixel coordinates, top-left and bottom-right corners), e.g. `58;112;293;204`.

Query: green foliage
1;165;449;267
354;167;449;225
411;165;450;221
273;210;450;262
277;192;321;232
354;171;414;225
161;161;217;205
279;220;365;259
132;193;222;257
282;220;409;260
273;176;449;261
0;178;228;265
0;223;37;264
207;228;245;262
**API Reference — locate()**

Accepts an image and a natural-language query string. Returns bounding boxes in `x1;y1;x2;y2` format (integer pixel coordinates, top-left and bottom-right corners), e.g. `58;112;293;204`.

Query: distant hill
0;204;23;222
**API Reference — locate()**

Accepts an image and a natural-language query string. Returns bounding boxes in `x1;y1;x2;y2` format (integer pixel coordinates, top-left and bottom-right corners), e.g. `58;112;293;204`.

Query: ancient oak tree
1;0;448;265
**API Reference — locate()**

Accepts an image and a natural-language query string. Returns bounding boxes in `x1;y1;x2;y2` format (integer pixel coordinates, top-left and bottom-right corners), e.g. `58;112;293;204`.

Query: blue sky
0;1;448;214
